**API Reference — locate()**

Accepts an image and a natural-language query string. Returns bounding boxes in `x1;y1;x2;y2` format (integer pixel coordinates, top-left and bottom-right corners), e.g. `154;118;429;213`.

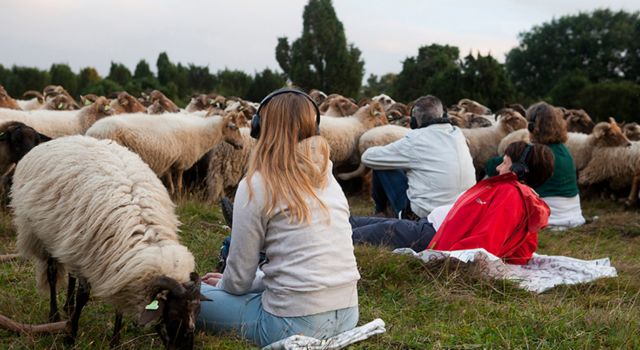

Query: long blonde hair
246;92;330;223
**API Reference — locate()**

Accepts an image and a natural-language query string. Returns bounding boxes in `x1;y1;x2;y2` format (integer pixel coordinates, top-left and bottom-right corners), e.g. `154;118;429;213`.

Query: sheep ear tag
139;299;164;325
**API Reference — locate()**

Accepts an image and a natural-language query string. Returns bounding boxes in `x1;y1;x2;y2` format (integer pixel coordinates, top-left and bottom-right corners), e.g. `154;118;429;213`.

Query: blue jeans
351;216;436;251
372;169;409;216
197;284;359;347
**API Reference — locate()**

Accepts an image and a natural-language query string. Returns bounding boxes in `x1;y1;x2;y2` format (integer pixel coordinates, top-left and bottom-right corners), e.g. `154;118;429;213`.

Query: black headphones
250;88;321;139
527;112;537;133
511;143;534;181
409;104;448;129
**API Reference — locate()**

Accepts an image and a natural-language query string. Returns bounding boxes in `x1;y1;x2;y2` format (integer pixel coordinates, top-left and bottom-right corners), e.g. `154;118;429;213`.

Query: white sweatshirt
220;153;360;317
361;123;476;217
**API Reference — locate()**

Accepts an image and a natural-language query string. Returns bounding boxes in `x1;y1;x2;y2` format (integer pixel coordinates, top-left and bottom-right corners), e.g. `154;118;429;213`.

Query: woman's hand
202;272;223;287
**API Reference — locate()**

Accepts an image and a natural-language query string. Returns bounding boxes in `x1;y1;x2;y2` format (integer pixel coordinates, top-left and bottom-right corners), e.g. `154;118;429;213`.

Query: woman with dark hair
352;141;554;265
486;102;585;230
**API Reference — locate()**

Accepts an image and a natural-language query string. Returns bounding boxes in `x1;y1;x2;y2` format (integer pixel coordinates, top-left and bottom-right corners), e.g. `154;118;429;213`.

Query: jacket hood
489;173;550;233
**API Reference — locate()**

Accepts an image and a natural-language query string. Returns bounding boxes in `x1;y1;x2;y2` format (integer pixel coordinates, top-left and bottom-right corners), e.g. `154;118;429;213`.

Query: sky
1;0;639;79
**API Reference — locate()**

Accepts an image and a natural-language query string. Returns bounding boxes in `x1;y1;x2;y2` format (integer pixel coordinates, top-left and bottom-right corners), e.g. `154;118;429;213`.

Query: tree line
0;1;638;122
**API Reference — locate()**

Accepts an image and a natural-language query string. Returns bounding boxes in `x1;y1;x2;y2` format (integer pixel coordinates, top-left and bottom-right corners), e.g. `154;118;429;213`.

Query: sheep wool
12;135;194;315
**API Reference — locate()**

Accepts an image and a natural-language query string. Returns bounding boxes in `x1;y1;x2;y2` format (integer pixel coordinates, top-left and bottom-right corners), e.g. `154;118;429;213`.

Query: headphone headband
250;88;321;139
511;143;533;181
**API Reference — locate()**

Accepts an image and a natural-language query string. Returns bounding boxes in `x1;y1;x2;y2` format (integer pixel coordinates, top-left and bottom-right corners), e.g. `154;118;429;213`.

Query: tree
156;52;176;87
107;62;132;88
134;60;154;80
548;72;590;108
460;53;515;110
392;44;461;103
577;81;640;122
77;67;101;94
5;66;49;97
275;0;364;96
187;64;216;94
83;79;122;96
214;69;253;97
247;68;286;101
506;9;640;99
361;73;396;98
49;64;78;97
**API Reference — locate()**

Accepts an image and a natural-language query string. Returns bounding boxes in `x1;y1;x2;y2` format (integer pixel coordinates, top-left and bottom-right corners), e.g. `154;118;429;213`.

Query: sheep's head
0;85;20;110
372;94;396;108
43;85;63;99
592;118;631;148
321;96;358;117
309;89;327;105
222;115;243;150
0;121;51;171
496;108;528;133
149;90;180;113
186;94;209;112
44;94;76;110
623;122;640;141
141;273;209;350
80;94;100;106
356;101;388;128
565;109;595;134
457;98;492;115
225;111;249;128
91;97;114;119
468;115;493;128
147;100;165;114
110;92;147;114
22;90;45;104
506;103;527;119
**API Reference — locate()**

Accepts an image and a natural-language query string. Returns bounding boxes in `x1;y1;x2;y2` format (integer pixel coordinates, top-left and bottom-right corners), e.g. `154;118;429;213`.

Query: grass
1;194;639;349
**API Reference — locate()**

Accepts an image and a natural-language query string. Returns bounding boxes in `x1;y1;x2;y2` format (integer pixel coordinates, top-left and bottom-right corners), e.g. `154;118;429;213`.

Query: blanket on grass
262;318;386;350
394;248;617;293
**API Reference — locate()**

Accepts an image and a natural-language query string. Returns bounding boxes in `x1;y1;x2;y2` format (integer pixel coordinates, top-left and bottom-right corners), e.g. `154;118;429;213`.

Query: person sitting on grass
485;102;586;230
196;89;360;347
351;141;554;265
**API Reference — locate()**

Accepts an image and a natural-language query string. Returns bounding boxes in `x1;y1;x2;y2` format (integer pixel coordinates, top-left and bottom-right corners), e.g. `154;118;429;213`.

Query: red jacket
428;173;550;265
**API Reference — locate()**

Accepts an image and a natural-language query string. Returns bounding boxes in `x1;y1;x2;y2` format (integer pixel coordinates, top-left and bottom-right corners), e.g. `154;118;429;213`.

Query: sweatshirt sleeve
361;135;415;170
220;178;267;295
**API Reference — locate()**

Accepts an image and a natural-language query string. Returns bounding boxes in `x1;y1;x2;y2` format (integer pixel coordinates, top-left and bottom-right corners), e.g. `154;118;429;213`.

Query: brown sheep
563;109;595;134
623;122;640;141
308;89;327;106
0;85;21;110
109;92;147;114
145;90;180;114
457;98;492;115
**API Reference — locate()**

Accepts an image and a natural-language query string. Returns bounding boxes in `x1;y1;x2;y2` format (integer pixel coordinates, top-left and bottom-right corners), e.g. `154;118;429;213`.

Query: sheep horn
0;253;20;263
150;276;187;297
0;314;69;335
22;90;44;102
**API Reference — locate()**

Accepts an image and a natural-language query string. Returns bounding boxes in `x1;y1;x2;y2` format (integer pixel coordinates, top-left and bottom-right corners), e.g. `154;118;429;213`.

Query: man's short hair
411;95;445;126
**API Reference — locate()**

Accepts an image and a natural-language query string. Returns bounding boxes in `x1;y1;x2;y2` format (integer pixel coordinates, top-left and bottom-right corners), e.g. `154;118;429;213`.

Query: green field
1;194;639;349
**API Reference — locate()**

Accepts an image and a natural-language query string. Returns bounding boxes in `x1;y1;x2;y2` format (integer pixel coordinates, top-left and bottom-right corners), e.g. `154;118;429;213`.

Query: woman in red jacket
352;141;554;265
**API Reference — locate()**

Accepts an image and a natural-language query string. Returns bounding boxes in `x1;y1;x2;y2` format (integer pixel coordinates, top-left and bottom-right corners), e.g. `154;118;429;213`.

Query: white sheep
372;94;396;109
0;97;113;138
12;135;204;347
461;108;528;171
336;124;409;181
319;101;388;167
86;112;243;194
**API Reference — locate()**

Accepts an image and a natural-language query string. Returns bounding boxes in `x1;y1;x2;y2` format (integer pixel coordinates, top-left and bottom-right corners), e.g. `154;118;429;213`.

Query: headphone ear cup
527;122;535;133
510;162;529;180
410;116;418;129
250;114;261;139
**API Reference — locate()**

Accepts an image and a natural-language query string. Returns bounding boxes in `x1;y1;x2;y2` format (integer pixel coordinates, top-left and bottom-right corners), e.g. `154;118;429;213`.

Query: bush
578;80;640;122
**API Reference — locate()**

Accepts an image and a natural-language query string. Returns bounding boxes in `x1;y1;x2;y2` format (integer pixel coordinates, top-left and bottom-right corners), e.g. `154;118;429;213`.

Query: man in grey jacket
361;95;475;219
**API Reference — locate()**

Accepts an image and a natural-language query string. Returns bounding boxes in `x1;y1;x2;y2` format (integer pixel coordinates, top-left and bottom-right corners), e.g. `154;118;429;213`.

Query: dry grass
0;195;639;349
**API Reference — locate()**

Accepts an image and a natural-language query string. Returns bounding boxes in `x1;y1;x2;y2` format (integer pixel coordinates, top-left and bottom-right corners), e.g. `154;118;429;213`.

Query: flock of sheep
0;84;639;348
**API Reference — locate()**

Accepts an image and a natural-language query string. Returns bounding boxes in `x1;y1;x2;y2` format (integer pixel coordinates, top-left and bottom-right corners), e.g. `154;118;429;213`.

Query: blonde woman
197;89;360;347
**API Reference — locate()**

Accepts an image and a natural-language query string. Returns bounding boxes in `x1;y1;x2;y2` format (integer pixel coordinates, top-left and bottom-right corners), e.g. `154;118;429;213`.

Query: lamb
623;122;640;141
0;97;113;138
319;101;388;167
461;108;528;171
497;118;631;171
12;135;205;348
0;85;20;110
86;112;243;194
336;124;409;181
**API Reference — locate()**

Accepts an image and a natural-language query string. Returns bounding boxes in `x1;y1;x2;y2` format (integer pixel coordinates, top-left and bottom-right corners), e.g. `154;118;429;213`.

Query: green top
485;143;579;198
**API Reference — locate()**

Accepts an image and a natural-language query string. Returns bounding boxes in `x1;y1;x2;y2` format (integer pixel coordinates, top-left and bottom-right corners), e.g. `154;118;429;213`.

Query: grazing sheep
110;92;147;114
42;85;80;110
498;118;631;171
319;95;359;117
563;109;595;134
457;98;492;115
185;94;225;113
336;124;409;181
0;97;113;138
461;108;528;171
205;127;255;202
319;101;388;166
0;86;20;110
12;135;205;348
86;112;243;194
623;122;640;141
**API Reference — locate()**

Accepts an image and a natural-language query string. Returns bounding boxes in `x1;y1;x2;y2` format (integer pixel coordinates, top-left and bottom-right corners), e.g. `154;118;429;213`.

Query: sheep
42;85;80;109
336;124;409;181
319;101;388;167
223;99;256;122
457;98;492;115
372;94;396;109
185;93;225;113
12;135;205;348
109;91;147;114
497;118;631;171
41;94;78;111
146;90;180;114
79;93;100;106
461;108;528;172
17;91;45;110
0;85;20;110
623;122;640;141
309;89;327;105
86;112;243;194
319;95;359;117
0;97;113;138
562;108;595;134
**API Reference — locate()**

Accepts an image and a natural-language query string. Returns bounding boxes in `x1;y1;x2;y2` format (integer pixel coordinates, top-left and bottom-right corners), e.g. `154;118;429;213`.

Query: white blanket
262;318;386;350
394;248;617;293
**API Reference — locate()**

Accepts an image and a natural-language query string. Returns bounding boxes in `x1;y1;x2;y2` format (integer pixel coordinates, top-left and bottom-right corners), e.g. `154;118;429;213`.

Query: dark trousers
372;169;409;216
350;216;436;252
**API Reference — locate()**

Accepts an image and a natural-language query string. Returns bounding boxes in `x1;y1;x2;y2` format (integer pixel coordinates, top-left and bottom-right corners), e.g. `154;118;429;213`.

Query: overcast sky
1;0;639;79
